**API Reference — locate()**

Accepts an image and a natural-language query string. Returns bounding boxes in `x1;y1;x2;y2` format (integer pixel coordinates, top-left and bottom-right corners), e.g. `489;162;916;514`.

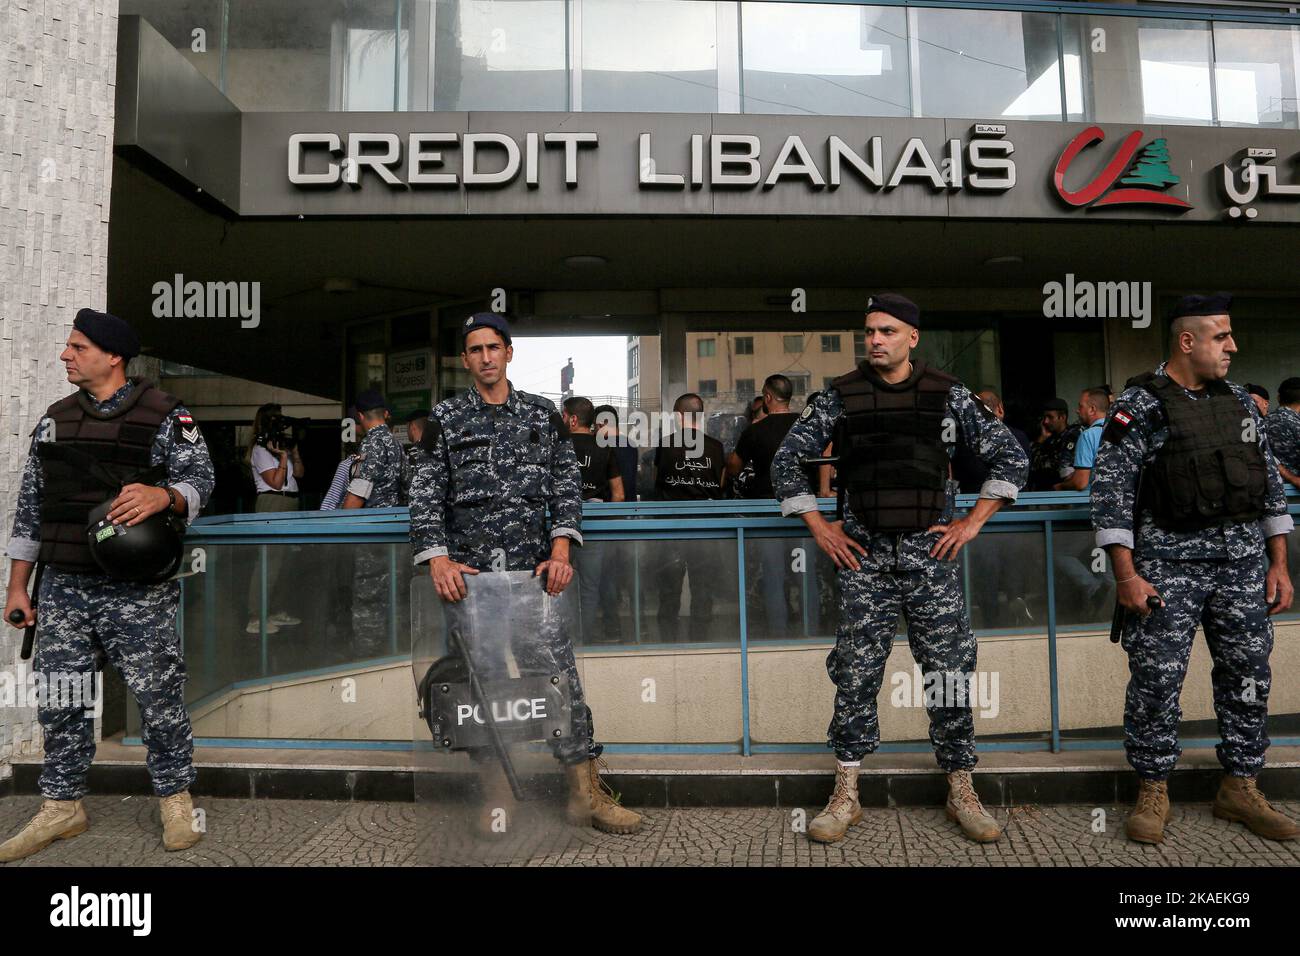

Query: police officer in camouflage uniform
1092;294;1298;844
773;294;1028;845
1268;377;1300;492
1;309;214;861
342;390;404;658
408;313;640;837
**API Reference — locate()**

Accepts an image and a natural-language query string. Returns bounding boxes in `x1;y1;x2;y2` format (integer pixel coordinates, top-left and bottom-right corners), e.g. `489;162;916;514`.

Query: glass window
1076;16;1214;126
628;345;640;378
432;0;568;111
821;334;841;353
916;9;1064;121
120;0;225;89
581;0;719;112
629;383;640;407
225;0;403;111
699;380;718;397
698;339;716;358
823;375;837;390
735;378;755;397
783;335;804;354
788;373;811;397
735;336;754;355
741;3;910;117
854;331;866;364
1213;22;1299;128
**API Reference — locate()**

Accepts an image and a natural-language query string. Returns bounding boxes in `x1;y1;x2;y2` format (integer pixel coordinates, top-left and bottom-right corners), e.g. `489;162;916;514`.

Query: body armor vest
36;382;179;572
1137;373;1267;532
832;361;957;532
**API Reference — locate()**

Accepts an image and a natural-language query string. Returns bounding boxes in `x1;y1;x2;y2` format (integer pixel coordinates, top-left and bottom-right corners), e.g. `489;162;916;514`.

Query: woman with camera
245;403;305;635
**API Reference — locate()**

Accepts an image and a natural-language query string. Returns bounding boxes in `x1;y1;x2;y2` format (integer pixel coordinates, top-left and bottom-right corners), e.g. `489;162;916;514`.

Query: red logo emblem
1053;126;1191;210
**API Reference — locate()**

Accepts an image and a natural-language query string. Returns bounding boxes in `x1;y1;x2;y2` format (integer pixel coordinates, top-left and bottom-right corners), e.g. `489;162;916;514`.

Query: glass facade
121;0;1300;128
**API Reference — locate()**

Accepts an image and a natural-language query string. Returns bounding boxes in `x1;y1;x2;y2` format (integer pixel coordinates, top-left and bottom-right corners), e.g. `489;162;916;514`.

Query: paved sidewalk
1;795;1298;866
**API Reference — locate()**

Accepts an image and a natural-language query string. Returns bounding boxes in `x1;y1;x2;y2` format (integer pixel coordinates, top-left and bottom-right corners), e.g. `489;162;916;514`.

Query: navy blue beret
73;308;139;360
866;293;920;329
355;389;389;413
1170;293;1232;321
461;312;512;346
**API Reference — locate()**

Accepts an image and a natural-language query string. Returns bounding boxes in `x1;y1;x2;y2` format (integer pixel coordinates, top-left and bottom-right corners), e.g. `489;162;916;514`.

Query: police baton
1109;593;1163;644
8;561;43;660
447;627;526;801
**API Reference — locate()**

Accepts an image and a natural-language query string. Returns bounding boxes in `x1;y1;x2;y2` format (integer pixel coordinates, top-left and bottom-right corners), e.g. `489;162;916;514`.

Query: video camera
255;405;307;451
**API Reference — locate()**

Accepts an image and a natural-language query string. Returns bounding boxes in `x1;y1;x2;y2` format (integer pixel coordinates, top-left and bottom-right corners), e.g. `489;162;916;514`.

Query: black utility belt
260;490;299;498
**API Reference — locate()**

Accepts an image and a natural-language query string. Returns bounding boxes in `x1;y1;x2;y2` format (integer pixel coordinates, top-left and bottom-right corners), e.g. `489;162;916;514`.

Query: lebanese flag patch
176;413;194;424
1113;411;1131;426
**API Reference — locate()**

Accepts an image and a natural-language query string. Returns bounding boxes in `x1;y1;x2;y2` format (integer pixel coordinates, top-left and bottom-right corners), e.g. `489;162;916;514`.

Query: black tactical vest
832;361;956;532
36;382;179;572
1137;373;1267;532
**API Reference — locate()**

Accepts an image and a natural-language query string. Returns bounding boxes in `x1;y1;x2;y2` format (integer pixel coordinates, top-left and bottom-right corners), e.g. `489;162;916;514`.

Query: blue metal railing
145;491;1300;756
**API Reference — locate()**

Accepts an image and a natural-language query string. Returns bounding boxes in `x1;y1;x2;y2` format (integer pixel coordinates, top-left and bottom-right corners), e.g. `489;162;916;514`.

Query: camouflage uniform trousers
352;545;392;658
445;602;601;767
35;570;196;800
827;558;978;771
1122;552;1273;780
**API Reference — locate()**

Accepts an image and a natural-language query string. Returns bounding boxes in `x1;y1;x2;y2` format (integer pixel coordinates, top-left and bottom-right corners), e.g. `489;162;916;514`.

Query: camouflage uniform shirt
409;384;583;570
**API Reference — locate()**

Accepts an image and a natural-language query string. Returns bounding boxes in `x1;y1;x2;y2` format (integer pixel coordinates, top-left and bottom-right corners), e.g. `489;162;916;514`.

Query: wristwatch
166;486;179;512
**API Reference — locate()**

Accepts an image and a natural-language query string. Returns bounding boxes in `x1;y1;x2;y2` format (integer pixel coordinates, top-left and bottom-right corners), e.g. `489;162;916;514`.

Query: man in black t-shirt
653;393;726;641
726;375;803;636
563;397;625;644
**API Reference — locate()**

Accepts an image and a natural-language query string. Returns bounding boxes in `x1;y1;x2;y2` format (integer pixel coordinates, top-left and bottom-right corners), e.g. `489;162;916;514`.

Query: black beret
866;293;920;328
404;408;431;424
461;312;512;346
1170;292;1232;321
355;389;389;413
73;308;139;360
1246;383;1269;401
1041;398;1069;415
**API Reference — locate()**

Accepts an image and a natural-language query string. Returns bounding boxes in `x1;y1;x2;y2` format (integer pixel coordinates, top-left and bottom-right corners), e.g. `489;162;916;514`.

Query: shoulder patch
1102;408;1135;444
800;404;814;420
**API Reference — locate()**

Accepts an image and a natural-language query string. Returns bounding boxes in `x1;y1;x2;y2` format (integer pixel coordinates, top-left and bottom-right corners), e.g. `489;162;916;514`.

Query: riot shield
411;568;588;863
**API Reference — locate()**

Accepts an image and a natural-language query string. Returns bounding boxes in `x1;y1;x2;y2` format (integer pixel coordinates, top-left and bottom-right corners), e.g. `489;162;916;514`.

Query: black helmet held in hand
85;500;185;583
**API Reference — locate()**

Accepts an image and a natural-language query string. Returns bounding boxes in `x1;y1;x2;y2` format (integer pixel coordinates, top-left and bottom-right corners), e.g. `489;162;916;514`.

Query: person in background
591;403;637;640
727;375;801;635
564;396;626;643
1268;377;1300;491
1028;398;1079;491
245;403;303;635
1246;383;1270;419
1055;387;1110;492
653;393;727;642
953;389;1031;492
400;408;431;504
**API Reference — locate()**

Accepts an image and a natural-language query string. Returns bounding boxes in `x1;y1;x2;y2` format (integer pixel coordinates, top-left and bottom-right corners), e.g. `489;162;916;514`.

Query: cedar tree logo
1053;126;1192;210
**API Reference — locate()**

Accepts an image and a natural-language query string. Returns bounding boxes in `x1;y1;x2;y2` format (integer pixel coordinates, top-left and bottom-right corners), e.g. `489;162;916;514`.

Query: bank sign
237;113;1300;223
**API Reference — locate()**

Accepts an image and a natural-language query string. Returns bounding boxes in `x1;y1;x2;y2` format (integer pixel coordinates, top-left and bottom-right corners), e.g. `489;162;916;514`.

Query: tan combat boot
808;763;862;843
474;763;517;839
1125;779;1172;844
0;799;89;862
569;758;642;834
946;770;1002;843
160;791;202;851
1213;776;1300;841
